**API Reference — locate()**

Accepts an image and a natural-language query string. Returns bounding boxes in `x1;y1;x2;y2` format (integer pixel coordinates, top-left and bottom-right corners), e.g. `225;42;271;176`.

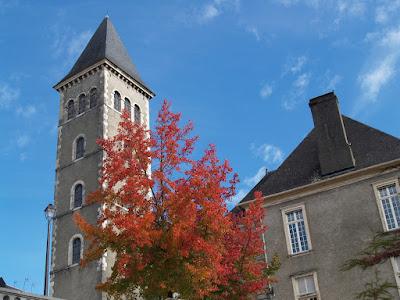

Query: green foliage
341;231;400;271
341;231;400;300
355;270;397;300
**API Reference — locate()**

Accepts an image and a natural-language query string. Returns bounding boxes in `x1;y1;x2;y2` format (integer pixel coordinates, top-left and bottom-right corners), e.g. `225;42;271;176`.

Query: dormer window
114;91;121;112
124;98;131;118
89;88;97;108
67;100;75;120
78;94;86;114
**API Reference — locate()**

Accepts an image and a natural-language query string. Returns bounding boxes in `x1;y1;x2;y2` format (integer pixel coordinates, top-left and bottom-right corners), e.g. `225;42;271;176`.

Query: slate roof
57;17;150;92
0;277;19;290
240;116;400;203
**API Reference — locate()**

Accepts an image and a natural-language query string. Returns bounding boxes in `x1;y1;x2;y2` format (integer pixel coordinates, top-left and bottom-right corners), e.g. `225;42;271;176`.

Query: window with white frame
68;234;83;266
283;205;311;255
375;181;400;231
70;181;85;209
292;273;319;300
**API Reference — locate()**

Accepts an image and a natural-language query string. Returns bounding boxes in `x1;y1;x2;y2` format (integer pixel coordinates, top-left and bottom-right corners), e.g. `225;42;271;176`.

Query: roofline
237;157;400;208
0;287;64;299
53;59;155;98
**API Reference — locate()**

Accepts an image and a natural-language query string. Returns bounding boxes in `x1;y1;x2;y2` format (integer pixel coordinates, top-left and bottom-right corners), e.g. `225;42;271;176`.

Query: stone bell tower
50;17;154;300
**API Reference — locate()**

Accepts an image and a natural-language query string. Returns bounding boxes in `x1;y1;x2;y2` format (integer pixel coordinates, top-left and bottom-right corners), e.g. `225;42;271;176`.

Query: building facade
50;17;154;300
0;278;63;300
239;92;400;300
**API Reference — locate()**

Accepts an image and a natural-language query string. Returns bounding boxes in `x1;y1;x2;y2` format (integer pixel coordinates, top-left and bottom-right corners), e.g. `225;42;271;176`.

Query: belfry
51;17;154;300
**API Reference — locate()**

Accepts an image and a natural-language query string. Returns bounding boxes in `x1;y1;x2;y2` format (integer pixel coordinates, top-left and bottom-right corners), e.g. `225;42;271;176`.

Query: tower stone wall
50;17;154;300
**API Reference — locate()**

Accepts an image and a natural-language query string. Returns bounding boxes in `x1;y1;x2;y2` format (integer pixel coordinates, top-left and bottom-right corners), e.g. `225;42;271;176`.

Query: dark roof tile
57;17;150;92
240;116;400;203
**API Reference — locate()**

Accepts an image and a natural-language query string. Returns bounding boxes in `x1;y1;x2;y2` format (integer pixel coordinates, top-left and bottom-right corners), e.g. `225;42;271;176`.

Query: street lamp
44;204;56;296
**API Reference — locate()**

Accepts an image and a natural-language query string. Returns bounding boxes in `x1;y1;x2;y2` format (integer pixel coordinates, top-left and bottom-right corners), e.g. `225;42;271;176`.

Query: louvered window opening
72;238;81;264
74;184;83;208
89;88;97;108
75;137;85;159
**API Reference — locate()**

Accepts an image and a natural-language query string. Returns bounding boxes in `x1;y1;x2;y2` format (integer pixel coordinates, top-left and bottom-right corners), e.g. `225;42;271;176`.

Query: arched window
72;237;82;265
114;91;121;112
15;298;21;300
89;88;97;108
67;100;75;120
3;296;10;300
73;183;83;208
134;104;141;124
78;94;86;114
124;98;131;118
75;136;85;159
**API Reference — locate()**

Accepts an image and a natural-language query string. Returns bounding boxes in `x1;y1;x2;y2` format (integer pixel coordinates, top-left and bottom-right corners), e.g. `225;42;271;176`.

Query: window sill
288;249;313;258
71;206;83;212
68;263;80;268
73;156;85;162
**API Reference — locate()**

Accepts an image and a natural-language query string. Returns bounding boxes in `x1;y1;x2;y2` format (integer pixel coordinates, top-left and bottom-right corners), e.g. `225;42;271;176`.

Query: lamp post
44;204;56;296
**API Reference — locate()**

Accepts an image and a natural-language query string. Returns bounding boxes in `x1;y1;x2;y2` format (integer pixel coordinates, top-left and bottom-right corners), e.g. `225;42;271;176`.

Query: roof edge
236;157;400;208
53;59;155;98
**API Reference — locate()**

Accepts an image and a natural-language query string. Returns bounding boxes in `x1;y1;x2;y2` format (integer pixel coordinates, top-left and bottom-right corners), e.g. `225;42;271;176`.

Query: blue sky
1;0;400;294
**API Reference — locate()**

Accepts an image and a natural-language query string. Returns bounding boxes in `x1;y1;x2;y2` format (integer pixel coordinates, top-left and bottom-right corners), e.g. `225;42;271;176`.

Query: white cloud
294;72;311;89
244;166;266;186
197;0;240;23
19;153;27;162
358;55;396;102
251;143;284;165
16;105;37;118
283;73;311;109
260;83;273;98
276;0;320;8
326;74;342;90
337;0;366;17
16;134;30;148
246;25;261;41
375;1;400;24
230;188;248;206
51;26;92;66
204;4;220;20
67;30;92;58
357;26;400;105
283;56;308;76
0;83;19;109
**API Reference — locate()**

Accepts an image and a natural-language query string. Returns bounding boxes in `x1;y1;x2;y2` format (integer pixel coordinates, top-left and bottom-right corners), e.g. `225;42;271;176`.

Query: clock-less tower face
50;17;154;300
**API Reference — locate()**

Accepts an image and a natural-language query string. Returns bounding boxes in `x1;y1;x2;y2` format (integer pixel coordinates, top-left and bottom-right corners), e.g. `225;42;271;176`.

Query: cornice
237;158;400;208
53;59;155;99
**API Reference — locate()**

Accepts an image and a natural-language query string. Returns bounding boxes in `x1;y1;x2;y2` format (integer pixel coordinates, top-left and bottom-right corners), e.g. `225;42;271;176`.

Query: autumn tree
75;101;277;299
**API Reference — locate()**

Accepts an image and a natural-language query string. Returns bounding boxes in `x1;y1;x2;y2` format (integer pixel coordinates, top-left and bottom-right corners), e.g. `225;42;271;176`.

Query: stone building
50;17;154;300
238;92;400;299
0;278;62;300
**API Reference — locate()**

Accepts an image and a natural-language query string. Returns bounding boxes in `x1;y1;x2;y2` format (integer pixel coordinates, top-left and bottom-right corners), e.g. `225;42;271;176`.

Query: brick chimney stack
309;92;355;176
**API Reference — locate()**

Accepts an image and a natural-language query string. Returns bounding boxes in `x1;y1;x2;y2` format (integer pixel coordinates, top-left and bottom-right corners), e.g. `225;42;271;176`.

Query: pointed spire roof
58;17;150;91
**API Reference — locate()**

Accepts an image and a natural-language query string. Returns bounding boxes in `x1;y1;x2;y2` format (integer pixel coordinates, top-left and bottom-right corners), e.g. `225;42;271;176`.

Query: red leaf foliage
75;100;274;299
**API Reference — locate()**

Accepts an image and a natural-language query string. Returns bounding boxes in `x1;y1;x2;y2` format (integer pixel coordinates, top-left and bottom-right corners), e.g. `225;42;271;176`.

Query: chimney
309;92;355;176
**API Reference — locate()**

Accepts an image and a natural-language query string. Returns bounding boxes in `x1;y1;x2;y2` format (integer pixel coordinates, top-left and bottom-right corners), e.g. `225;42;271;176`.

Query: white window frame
70;180;85;210
373;179;400;232
282;203;312;256
68;234;84;267
72;134;86;161
291;272;320;300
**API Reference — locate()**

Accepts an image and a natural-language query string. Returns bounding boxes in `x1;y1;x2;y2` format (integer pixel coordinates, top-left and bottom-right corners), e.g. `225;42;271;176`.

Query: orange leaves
75;100;274;299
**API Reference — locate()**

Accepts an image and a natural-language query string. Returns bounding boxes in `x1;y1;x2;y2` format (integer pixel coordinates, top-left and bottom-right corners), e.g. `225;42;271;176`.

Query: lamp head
44;203;56;221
